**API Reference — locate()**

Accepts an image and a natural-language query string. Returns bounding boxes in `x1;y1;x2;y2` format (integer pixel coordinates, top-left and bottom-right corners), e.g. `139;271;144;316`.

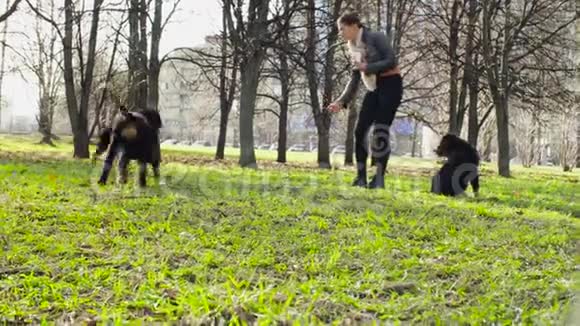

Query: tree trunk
147;0;162;111
385;0;393;43
467;53;480;147
37;93;54;146
277;53;289;163
447;0;461;135
128;0;139;108
536;122;543;166
411;119;418;157
136;0;148;109
482;0;511;177
456;76;468;135
73;0;102;157
277;102;288;163
466;0;479;147
0;0;9;129
216;58;238;160
216;111;230;159
0;0;20;23
38;94;54;146
63;0;83;157
229;0;270;168
482;122;493;162
344;103;357;165
317;127;331;168
319;9;340;168
216;1;239;160
88;89;105;139
576;0;580;168
216;2;230;161
306;0;341;169
305;0;322;165
496;0;512;177
239;59;261;168
496;96;511;176
576;106;579;168
376;0;381;30
276;0;291;164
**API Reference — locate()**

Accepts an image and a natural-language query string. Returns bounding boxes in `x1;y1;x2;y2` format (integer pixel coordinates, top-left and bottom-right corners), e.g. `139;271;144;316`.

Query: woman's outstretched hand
326;102;343;113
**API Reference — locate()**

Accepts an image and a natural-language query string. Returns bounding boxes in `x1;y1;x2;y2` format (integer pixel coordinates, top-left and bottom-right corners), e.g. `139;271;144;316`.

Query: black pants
355;74;403;174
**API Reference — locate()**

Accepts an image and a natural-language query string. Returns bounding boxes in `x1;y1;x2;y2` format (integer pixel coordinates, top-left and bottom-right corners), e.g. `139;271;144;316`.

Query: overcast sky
1;1;220;125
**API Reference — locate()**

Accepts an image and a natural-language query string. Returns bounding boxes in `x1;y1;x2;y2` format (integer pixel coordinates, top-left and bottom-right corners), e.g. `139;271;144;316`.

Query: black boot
368;174;384;189
368;160;388;189
352;162;367;187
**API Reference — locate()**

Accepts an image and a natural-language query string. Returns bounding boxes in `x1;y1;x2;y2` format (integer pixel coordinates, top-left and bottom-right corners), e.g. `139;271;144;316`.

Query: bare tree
224;0;272;168
146;0;163;112
413;1;465;136
0;0;25;128
159;0;300;163
481;0;575;177
126;0;181;111
512;109;540;167
127;0;139;108
28;0;104;157
302;0;344;169
576;0;580;168
88;18;125;139
256;0;304;163
0;0;13;128
26;0;61;145
119;0;180;164
465;0;481;146
137;0;148;106
0;0;20;23
558;104;577;171
215;1;239;160
160;40;239;159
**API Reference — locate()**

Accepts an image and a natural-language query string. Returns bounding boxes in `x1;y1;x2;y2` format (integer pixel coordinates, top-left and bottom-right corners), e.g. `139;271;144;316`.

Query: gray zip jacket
335;27;397;107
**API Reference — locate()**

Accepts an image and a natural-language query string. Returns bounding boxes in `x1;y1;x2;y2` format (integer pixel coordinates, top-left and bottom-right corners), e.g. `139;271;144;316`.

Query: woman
327;12;403;189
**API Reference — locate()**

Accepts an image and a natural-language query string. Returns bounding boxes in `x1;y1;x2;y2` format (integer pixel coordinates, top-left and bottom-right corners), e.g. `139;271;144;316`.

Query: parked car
193;140;211;147
288;144;308;152
177;140;192;146
161;139;178;145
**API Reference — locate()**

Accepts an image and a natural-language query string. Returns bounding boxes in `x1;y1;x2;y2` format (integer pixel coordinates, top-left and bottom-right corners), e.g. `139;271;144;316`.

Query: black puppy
95;106;162;187
431;133;480;196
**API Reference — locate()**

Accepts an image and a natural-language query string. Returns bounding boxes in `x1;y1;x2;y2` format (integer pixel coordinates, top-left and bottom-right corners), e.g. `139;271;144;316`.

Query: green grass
0;134;579;324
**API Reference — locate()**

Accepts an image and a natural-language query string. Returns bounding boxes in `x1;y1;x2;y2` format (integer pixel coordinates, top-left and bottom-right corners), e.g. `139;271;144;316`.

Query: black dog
95;106;162;187
431;133;480;197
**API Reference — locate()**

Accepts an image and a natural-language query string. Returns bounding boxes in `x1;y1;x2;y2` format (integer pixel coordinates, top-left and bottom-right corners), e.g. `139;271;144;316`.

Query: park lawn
0;135;578;324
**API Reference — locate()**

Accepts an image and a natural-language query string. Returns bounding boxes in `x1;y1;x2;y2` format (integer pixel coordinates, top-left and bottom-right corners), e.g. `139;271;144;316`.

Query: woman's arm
334;69;361;107
365;31;397;74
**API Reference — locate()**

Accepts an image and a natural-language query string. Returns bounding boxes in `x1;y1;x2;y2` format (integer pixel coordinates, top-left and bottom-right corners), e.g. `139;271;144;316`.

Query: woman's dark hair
337;12;362;27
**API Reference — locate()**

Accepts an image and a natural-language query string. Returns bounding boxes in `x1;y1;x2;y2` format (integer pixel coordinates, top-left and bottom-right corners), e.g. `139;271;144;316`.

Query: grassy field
0;133;579;324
